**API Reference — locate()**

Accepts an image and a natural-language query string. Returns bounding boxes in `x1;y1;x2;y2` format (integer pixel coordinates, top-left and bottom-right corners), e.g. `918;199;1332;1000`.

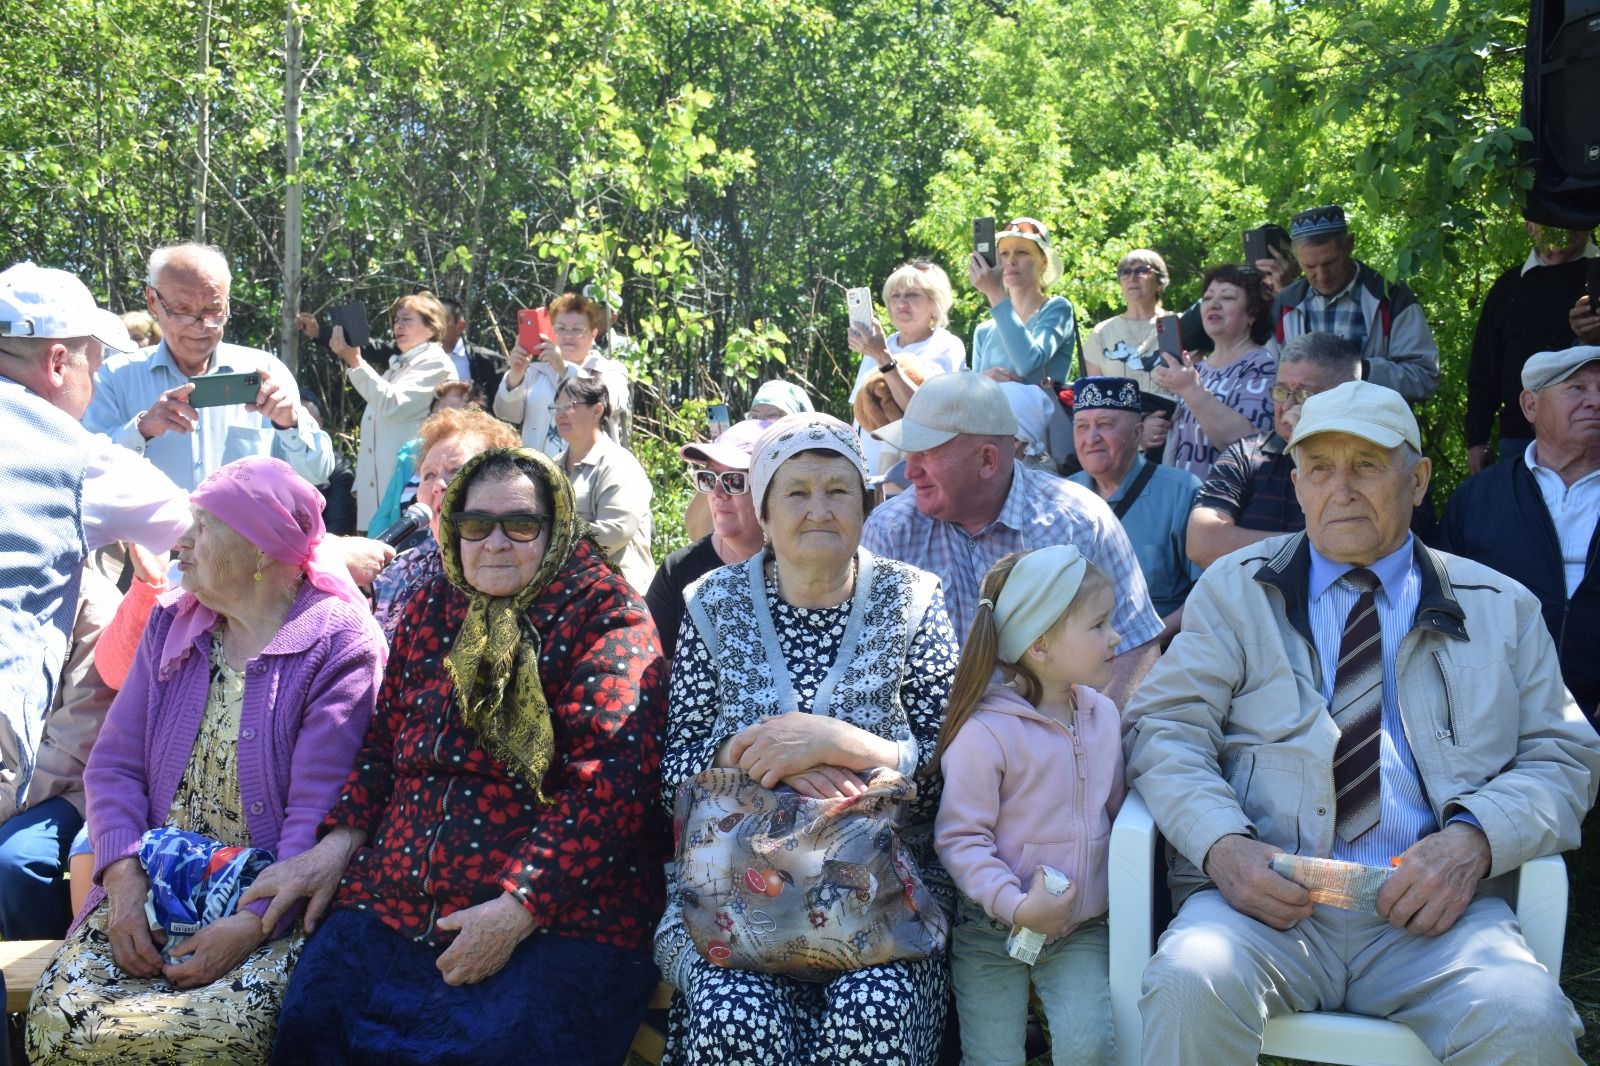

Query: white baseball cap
0;262;124;349
1286;380;1420;453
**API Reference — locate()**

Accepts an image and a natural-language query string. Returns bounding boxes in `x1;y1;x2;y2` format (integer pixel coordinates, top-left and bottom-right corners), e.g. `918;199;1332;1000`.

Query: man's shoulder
1015;464;1113;523
0;378;91;439
1444;460;1527;527
1148;462;1202;492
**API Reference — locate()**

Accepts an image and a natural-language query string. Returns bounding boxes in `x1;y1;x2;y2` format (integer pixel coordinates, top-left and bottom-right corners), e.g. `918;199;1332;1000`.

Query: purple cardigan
77;581;383;937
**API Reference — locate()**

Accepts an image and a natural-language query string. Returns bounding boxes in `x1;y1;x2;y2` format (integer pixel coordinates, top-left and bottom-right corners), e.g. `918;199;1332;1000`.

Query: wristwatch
879;359;897;374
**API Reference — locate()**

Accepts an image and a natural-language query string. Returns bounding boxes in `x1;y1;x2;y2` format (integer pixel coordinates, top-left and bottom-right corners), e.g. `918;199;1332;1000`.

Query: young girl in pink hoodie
934;545;1125;1065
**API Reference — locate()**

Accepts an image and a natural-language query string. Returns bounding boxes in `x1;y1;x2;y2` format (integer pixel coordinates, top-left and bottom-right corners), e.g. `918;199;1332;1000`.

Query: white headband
985;545;1089;664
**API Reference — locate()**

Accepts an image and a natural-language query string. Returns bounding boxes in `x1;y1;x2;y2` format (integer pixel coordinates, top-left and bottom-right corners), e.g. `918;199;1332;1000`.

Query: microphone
372;500;432;547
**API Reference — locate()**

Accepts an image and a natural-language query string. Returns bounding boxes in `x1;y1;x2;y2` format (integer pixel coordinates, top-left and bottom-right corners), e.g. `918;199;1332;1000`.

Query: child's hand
1010;866;1078;938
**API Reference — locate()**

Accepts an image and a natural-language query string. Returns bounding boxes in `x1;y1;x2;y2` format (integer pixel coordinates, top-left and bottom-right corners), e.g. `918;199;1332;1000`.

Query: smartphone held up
973;217;997;269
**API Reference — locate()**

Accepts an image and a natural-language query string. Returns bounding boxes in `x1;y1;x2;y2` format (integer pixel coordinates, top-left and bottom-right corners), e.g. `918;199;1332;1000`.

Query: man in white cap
1440;345;1600;720
0;262;191;938
84;242;333;491
860;371;1163;707
1127;379;1599;1064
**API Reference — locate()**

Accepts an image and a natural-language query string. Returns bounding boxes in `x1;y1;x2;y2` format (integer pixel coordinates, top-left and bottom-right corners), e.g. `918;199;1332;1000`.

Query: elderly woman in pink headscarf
27;457;385;1066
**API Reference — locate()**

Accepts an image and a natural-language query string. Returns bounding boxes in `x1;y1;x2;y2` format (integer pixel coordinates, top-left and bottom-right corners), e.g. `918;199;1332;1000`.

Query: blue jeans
949;898;1114;1066
0;795;83;940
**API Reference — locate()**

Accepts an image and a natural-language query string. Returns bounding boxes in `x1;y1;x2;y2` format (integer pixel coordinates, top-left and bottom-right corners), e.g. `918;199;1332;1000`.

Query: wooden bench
628;982;673;1064
1;940;59;1014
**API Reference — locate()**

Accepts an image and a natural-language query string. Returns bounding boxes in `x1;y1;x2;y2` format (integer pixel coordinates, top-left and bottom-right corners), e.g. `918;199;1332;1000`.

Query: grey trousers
1139;889;1582;1065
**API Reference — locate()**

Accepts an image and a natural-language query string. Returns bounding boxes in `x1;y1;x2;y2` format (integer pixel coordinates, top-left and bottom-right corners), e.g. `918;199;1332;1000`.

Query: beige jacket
1126;533;1600;906
348;341;457;531
0;569;119;822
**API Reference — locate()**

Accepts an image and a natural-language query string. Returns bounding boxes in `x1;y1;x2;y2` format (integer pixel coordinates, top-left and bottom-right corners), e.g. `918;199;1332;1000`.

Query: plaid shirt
1299;271;1369;350
860;462;1164;649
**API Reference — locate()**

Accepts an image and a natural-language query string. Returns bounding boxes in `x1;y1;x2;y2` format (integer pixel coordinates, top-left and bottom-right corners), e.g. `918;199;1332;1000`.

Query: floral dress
27;639;304;1066
656;551;960;1066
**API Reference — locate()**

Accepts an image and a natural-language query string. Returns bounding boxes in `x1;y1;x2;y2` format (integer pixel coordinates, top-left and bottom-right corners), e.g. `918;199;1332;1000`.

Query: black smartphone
1155;314;1184;360
1243;224;1291;266
1588;257;1600;310
188;371;262;408
973;217;997;269
707;403;731;438
330;302;371;348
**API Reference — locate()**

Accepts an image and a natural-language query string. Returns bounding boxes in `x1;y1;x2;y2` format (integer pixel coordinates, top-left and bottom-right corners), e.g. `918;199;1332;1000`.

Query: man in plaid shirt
862;371;1164;709
1267;205;1440;404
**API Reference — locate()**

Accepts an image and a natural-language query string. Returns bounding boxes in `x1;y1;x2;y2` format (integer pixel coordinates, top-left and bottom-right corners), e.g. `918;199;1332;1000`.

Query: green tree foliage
0;0;1542;552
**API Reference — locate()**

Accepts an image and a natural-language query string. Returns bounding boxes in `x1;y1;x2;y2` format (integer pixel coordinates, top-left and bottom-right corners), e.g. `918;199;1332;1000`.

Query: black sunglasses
454;511;551;542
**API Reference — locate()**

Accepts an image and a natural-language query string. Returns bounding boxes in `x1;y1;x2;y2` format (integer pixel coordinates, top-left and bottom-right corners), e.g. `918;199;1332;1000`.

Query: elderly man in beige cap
860;370;1163;706
1440;345;1600;720
1126;379;1600;1064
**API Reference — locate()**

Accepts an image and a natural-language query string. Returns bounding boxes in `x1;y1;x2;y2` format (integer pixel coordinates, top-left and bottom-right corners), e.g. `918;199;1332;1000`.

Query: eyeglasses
150;288;229;329
693;469;749;495
548;400;596;415
454;511;550;542
1270;384;1322;405
1118;265;1156;278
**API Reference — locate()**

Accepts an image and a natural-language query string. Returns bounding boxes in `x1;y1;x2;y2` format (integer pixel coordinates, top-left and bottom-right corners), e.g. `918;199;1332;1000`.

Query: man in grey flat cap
1440;345;1600;719
1128;379;1599;1064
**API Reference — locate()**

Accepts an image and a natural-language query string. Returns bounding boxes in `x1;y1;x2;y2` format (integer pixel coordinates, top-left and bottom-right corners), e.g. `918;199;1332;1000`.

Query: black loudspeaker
1522;0;1600;229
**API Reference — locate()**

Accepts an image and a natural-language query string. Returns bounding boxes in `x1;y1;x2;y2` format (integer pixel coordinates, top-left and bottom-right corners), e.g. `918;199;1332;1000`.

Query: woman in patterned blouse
257;447;669;1065
654;412;960;1066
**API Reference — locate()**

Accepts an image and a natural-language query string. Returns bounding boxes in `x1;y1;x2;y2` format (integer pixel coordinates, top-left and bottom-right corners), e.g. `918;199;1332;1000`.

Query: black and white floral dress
655;549;959;1066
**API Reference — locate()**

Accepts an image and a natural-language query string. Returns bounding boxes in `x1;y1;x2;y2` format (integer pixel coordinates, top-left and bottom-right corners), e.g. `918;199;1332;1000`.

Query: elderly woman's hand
329;325;361;366
981;367;1024;384
1140;411;1173;451
433;892;538;986
240;827;364;935
1151;351;1202;401
163;912;266;989
101;857;167;978
847;321;891;365
783;765;867;799
1253;246;1297;299
536;337;568;377
724;712;898;789
333;536;396;588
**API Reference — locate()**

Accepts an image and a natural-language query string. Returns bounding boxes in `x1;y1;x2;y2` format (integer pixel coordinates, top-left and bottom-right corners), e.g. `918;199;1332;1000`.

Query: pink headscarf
159;457;380;675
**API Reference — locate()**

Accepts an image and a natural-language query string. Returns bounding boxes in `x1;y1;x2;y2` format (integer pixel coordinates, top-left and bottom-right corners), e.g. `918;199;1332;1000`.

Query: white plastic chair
1108;789;1569;1066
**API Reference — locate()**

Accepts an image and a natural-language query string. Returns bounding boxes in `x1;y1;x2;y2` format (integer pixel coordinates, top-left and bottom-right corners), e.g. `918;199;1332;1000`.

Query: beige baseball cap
1286;380;1420;452
1521;346;1600;392
871;371;1018;453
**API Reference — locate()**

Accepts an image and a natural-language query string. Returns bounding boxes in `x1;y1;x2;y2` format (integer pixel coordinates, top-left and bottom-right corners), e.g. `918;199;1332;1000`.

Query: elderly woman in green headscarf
250;447;670;1066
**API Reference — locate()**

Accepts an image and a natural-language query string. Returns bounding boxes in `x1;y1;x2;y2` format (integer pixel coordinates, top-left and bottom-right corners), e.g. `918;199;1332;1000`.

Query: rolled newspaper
1270;853;1392;914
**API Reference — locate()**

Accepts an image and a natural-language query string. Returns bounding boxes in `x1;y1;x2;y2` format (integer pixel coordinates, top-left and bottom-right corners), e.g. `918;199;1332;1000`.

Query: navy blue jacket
1439;457;1600;719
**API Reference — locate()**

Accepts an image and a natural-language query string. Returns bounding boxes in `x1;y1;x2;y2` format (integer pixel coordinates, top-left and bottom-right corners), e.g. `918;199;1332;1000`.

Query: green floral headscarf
437;447;589;803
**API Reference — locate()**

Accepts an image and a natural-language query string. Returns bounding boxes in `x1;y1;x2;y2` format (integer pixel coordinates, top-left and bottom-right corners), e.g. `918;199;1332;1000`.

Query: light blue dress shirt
83;340;334;491
1308;536;1465;866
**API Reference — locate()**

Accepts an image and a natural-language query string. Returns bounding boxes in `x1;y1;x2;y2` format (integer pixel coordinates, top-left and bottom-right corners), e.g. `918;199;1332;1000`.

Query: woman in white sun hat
968;217;1078;388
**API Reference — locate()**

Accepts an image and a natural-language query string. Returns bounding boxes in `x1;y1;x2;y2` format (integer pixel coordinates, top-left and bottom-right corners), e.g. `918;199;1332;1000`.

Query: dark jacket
1439;457;1600;718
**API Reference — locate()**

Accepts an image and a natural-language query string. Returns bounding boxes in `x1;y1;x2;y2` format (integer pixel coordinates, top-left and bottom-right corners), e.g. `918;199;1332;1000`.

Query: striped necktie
1331;568;1383;842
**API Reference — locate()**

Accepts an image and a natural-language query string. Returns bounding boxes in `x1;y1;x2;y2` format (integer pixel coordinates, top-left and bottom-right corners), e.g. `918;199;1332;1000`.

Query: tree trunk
280;0;304;372
191;0;212;243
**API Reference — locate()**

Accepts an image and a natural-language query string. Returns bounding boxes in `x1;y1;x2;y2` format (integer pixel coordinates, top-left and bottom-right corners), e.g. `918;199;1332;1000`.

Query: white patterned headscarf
749;412;870;515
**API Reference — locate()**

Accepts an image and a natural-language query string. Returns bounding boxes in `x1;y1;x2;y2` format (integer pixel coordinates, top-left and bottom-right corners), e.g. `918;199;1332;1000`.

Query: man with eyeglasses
84;242;334;491
1187;333;1433;568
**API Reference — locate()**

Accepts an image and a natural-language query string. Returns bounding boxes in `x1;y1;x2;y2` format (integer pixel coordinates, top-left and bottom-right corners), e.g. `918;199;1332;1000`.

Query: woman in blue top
968;217;1078;385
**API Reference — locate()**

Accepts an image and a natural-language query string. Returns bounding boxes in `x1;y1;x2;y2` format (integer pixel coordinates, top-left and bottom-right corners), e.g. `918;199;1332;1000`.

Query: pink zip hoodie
935;682;1126;929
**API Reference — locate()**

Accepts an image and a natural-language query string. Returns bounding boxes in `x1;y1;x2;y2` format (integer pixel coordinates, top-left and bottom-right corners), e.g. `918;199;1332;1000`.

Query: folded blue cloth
138;827;274;960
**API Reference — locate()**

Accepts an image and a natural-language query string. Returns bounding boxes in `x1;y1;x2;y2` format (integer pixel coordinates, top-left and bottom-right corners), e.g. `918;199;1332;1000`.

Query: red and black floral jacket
322;538;668;952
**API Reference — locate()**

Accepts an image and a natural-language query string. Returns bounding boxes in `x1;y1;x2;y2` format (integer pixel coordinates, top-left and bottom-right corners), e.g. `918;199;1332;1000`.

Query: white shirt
81;436;191;553
1526;444;1600;596
849;328;967;472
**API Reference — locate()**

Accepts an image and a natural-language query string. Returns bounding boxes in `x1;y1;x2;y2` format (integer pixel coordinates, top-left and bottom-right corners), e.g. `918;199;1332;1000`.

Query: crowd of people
0;199;1597;1066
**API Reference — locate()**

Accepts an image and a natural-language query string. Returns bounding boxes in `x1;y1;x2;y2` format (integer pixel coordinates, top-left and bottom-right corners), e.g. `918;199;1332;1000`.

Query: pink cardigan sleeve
96;577;164;691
